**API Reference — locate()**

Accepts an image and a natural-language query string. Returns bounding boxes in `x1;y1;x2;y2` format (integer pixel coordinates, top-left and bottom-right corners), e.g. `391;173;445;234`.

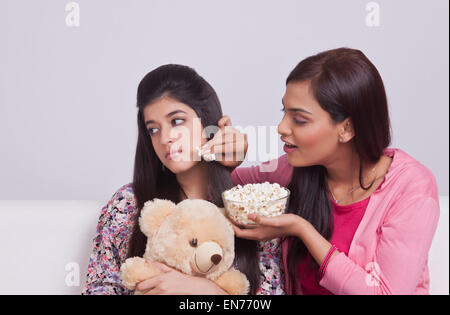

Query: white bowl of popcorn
222;182;290;226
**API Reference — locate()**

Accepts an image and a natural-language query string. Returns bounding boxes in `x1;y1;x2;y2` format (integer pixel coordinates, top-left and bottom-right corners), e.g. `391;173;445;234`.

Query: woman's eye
172;118;185;126
293;118;307;125
148;128;159;135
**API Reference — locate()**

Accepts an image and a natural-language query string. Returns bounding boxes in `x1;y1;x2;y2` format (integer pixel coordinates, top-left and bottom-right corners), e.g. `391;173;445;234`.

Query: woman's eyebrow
145;110;187;125
282;98;313;115
166;109;186;117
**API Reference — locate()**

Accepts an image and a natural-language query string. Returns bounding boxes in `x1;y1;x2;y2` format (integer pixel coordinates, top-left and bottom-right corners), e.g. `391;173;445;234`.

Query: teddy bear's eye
189;238;198;247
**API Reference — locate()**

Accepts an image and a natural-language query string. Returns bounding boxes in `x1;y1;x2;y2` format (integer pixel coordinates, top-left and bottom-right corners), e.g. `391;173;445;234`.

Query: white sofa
0;197;448;295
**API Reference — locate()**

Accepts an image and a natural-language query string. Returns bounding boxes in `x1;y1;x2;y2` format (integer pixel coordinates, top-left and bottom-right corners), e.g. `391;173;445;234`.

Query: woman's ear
338;118;355;143
139;199;177;239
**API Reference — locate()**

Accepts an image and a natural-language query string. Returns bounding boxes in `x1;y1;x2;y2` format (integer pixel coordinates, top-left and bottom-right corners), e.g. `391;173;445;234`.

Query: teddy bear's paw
120;257;160;290
214;268;250;295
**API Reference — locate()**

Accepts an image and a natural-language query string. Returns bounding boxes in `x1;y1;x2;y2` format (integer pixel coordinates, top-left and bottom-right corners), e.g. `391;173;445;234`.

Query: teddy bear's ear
139;199;177;238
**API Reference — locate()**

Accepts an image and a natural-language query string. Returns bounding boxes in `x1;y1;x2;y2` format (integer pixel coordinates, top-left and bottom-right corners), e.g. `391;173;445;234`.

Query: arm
232;194;440;295
230;158;440;295
81;188;134;295
134;261;229;295
319;195;440;295
292;218;339;269
231;155;292;187
230;213;337;267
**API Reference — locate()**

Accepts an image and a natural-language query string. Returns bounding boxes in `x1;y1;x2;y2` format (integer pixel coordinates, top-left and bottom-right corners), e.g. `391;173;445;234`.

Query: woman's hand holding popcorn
200;115;248;169
228;213;306;242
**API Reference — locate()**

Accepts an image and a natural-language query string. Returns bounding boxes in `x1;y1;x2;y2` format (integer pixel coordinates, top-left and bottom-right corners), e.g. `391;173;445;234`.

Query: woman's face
143;96;206;174
278;80;349;167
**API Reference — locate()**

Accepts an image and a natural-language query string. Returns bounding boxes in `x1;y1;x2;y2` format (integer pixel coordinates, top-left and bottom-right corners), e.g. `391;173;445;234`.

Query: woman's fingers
239;228;266;241
230;224;259;240
248;214;274;226
227;213;286;241
144;288;161;295
151;261;176;273
144;259;174;273
136;276;160;292
135;260;174;292
227;216;256;229
203;127;243;150
209;141;246;161
217;115;232;128
198;115;248;168
227;218;264;240
205;131;246;161
200;115;248;166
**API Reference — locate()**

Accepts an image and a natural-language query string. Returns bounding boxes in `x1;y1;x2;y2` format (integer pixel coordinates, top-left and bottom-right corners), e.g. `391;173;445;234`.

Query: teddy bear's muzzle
191;241;223;275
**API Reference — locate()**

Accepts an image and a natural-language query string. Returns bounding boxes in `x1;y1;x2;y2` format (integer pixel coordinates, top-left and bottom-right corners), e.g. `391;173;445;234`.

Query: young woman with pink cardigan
229;48;440;295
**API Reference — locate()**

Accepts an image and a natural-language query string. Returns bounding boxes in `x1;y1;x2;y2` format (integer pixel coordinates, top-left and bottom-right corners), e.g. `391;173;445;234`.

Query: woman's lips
166;148;182;160
281;137;298;153
283;143;298;154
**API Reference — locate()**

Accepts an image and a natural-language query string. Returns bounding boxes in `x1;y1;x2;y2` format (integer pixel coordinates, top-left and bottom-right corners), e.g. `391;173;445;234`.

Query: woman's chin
165;160;199;174
286;151;305;167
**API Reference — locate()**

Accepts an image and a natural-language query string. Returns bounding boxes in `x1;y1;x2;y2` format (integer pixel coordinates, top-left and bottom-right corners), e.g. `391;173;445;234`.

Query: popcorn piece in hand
196;146;216;162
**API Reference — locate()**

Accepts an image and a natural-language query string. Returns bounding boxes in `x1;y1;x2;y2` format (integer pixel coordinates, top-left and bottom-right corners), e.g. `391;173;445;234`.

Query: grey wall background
0;0;448;200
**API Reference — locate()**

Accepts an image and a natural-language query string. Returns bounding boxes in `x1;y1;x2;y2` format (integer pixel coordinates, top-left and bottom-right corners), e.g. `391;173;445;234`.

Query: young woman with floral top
82;64;284;295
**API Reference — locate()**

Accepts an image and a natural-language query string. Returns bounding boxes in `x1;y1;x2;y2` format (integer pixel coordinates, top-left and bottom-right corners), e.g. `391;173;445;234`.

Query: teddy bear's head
138;198;235;280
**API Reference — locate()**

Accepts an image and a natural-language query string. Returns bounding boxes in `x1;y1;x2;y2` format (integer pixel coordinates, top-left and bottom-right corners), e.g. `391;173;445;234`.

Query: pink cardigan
231;148;440;294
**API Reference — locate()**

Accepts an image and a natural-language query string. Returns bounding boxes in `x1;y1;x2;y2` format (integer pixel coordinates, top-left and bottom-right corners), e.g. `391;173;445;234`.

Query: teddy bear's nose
211;254;222;265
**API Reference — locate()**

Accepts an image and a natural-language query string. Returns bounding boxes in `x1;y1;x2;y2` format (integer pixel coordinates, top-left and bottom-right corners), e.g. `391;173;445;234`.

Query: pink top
231;148;440;295
294;197;370;295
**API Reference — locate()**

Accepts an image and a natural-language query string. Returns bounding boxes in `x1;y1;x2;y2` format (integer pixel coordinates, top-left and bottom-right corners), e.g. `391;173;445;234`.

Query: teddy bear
120;198;249;295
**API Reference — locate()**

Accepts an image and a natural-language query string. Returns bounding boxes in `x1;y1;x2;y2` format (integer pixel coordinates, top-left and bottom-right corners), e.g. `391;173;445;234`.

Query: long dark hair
127;64;260;294
285;48;392;283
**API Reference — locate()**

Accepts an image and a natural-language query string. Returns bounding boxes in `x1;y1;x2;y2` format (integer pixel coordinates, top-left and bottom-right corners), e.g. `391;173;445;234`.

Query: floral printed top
81;183;285;295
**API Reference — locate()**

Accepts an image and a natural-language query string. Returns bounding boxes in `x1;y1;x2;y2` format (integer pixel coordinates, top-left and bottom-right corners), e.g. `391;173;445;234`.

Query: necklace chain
328;166;382;204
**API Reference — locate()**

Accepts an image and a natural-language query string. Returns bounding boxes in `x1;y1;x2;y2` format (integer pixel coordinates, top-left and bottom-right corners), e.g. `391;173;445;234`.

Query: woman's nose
277;115;291;136
160;127;175;145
